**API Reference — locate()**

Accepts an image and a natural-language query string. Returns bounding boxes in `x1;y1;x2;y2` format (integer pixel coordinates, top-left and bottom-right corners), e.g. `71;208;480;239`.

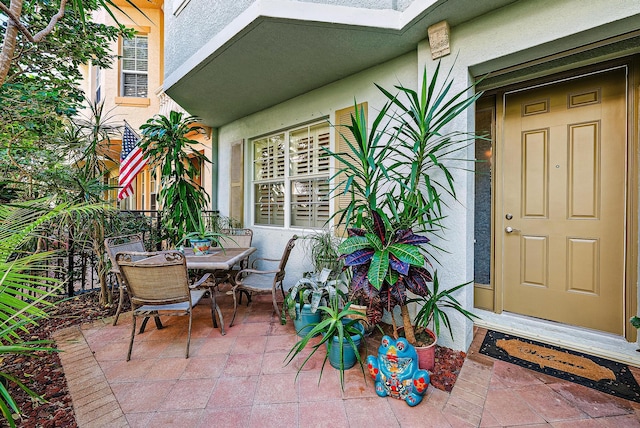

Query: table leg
209;286;225;335
139;313;163;333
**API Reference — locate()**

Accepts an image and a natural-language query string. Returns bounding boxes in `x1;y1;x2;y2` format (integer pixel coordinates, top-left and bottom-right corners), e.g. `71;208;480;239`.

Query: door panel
502;68;626;334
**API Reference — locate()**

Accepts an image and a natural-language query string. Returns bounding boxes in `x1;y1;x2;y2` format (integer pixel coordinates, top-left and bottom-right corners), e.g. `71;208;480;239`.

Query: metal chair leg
112;285;126;326
127;314;137;361
186;312;192;359
272;287;281;319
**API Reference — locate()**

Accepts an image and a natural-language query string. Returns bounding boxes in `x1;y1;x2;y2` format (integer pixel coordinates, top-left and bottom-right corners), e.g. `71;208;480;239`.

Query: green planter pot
293;303;321;337
325;320;365;370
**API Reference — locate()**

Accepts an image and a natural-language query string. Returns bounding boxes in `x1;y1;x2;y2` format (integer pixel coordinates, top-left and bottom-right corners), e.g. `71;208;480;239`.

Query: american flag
118;124;147;200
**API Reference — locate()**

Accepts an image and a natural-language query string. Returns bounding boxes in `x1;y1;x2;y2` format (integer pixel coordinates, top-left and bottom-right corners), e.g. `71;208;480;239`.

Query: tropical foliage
140;111;211;246
0;198;99;426
284;293;365;389
1;0;130;201
409;273;478;340
303;228;343;275
0;0;139;85
327;62;481;345
282;268;346;324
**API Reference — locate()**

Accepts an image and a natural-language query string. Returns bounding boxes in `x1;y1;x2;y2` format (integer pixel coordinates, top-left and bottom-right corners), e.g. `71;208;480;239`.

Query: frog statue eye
397;341;405;351
381;338;389;347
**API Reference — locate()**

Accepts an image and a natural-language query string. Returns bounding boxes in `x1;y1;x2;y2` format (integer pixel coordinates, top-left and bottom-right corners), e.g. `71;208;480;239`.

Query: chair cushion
134;289;207;313
238;272;277;292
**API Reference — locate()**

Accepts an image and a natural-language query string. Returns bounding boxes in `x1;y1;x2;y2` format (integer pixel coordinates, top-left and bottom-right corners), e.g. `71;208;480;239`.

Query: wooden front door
501;67;627;335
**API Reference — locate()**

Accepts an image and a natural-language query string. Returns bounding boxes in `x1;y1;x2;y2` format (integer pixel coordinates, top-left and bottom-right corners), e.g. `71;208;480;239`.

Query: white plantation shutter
333;103;367;235
291;178;331;227
253;134;285;226
254;182;285;225
230;140;244;225
251;122;330;228
290;124;330;227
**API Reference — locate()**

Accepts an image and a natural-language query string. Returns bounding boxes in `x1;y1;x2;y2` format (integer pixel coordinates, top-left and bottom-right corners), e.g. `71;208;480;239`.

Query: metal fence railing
24;210;220;298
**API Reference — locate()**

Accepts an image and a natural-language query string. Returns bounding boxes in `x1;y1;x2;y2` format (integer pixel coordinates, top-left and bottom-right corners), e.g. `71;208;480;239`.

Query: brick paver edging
53;324;129;428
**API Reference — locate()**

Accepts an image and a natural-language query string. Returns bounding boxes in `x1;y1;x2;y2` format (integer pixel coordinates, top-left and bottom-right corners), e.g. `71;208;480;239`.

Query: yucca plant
326;62;482;346
408;273;478;340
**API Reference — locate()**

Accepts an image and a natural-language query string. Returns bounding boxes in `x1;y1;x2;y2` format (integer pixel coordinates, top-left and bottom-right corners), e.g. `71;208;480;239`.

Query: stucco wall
79;7;164;130
215;52;418;302
209;0;640;352
164;0;414;76
415;0;640;350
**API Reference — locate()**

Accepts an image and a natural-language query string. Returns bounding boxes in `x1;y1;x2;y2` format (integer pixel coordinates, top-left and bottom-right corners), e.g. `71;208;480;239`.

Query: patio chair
115;251;213;360
229;235;298;327
215;228;253;299
105;233;163;328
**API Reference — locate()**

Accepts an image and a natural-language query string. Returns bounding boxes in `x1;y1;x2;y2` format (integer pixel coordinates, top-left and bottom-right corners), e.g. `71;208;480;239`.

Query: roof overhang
164;0;517;128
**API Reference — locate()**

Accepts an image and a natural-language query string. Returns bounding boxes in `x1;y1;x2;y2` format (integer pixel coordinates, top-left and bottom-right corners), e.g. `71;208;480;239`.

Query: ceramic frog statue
367;335;430;406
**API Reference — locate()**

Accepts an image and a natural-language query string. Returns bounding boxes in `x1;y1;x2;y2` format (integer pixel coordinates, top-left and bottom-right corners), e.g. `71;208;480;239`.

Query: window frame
95;66;102;103
120;34;149;98
250;120;331;229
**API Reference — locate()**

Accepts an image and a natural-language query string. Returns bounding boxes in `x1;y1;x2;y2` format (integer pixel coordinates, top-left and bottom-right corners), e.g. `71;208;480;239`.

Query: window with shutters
121;35;148;98
252;122;330;228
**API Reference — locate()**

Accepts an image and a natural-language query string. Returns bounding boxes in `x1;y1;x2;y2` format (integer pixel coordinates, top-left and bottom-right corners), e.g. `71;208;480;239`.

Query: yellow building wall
78;1;213;211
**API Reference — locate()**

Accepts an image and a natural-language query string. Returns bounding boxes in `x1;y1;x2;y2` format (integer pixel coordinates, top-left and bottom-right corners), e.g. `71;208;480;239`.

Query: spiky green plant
325;62;482;345
140;111;210;246
0;198;100;427
284;293;366;390
409;273;478;340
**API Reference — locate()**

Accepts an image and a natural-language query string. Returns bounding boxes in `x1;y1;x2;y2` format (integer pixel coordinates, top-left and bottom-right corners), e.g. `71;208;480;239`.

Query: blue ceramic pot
189;239;211;255
293;303;321;337
326;320;365;370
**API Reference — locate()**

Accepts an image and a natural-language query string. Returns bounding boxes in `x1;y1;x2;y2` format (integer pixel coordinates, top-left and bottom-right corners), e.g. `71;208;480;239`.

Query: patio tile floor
53;292;640;427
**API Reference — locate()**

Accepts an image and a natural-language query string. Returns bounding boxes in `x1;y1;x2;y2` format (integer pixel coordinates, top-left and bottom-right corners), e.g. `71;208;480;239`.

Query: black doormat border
479;329;640;403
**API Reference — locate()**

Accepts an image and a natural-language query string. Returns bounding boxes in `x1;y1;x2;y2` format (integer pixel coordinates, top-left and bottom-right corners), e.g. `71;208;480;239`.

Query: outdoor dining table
126;247;256;336
183;246;257;335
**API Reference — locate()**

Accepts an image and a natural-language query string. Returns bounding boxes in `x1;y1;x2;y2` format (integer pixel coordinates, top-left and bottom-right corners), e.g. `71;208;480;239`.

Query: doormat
479;330;640;403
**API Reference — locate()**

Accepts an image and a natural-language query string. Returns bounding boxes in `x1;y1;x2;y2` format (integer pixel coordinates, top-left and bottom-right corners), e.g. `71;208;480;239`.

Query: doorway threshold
473;309;640;367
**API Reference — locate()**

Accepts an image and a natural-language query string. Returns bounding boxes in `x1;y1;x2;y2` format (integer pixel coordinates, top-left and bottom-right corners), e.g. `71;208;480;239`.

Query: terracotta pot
414;328;437;372
396;326;437;372
349;303;373;335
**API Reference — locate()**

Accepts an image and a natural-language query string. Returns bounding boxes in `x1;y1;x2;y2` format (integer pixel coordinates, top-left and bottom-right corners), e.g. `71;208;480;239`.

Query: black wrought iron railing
24;209;220;298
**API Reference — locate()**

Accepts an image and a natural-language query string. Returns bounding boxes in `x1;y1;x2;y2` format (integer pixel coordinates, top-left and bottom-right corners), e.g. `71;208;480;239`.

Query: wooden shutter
230;140;244;226
333;103;367;235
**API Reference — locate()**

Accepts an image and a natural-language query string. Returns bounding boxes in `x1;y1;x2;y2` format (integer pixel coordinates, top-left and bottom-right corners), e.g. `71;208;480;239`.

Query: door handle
505;226;520;234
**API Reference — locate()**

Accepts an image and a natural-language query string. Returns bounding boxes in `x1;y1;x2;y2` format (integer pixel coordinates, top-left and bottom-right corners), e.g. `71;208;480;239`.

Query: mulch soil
2;292;121;428
2;292;466;427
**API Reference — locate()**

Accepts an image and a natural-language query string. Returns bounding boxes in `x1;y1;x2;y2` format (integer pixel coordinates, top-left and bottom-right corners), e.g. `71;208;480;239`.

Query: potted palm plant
285;292;366;389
